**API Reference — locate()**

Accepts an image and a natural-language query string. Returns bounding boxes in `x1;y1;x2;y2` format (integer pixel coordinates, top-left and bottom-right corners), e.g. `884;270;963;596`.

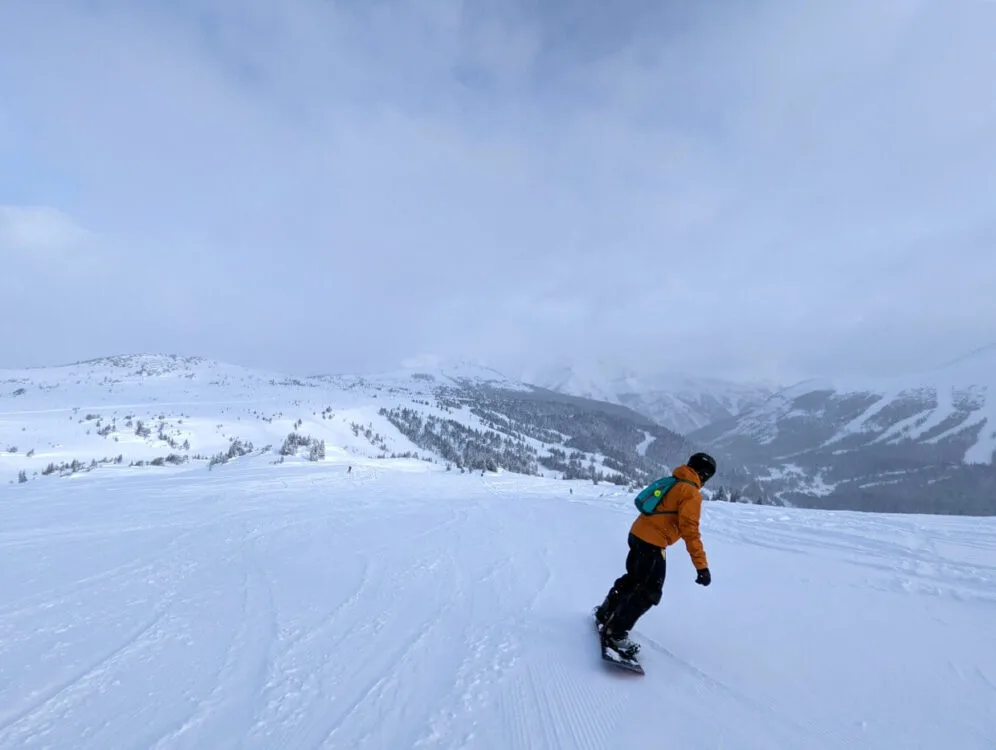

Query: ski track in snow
1;462;995;749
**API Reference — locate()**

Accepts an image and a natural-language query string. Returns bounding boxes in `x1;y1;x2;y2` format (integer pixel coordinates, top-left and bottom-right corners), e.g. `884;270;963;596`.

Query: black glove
695;568;711;586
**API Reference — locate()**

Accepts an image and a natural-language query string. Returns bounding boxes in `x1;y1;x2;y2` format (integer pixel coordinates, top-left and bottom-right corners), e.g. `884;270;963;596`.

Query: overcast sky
1;0;994;384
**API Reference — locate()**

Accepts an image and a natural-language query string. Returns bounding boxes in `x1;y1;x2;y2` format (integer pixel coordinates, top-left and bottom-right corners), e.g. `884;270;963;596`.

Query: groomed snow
1;458;994;749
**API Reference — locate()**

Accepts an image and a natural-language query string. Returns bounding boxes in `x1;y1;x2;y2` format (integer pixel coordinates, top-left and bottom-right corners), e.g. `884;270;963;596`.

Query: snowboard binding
593;610;643;674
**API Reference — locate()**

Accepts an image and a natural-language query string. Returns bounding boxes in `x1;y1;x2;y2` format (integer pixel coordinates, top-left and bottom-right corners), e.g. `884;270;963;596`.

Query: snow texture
1;457;995;749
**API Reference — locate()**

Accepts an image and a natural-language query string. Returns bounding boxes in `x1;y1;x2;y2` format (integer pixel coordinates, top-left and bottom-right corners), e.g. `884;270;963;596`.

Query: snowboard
594;617;644;675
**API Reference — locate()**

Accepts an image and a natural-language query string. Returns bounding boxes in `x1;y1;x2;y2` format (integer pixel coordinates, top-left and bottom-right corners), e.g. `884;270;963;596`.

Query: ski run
1;455;994;749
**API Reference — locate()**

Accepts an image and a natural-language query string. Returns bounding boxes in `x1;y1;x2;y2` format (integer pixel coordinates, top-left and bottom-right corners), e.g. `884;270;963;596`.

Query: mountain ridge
4;347;994;514
522;360;780;434
691;342;996;514
0;353;697;492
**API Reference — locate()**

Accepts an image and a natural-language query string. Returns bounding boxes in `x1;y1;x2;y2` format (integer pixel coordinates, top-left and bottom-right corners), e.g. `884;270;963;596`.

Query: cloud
0;206;93;254
0;0;993;381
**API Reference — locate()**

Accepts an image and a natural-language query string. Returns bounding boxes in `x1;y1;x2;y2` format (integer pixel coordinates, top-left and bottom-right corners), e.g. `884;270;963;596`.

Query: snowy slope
382;354;532;391
1;458;994;749
0;354;441;474
0;354;692;488
691;344;996;513
525;361;778;435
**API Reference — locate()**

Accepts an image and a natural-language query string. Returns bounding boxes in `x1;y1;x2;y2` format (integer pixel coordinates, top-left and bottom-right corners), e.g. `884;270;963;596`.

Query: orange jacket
630;465;708;570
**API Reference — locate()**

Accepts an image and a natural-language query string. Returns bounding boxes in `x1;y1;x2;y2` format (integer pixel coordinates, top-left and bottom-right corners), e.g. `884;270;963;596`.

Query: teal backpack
633;475;696;515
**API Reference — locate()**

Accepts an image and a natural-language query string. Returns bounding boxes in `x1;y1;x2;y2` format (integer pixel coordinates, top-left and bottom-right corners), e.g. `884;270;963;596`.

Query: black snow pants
599;533;667;635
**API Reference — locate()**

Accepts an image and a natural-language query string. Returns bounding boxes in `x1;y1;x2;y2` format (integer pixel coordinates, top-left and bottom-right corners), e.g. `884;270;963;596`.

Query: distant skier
594;452;716;657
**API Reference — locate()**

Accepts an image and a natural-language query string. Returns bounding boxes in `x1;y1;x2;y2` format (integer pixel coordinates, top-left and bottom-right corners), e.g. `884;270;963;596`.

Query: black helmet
687;452;716;484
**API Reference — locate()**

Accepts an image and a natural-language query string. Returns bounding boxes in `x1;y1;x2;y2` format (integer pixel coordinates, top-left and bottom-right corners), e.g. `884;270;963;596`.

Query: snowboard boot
603;629;640;659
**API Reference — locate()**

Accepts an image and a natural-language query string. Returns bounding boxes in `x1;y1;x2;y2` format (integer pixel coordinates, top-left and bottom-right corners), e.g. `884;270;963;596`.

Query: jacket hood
673;464;702;487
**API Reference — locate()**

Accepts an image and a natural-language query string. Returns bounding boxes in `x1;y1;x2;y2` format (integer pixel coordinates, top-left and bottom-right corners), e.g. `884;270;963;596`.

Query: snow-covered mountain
6;350;993;515
523;361;779;435
691;344;996;515
0;353;694;489
4;359;993;747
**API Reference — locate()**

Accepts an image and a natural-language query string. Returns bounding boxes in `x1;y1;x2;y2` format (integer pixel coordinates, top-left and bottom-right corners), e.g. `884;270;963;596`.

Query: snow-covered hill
691;344;996;514
1;457;993;748
0;354;693;489
525;361;778;435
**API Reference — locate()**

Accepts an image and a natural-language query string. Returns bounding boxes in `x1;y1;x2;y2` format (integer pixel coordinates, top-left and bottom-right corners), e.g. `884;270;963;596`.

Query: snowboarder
594;452;716;658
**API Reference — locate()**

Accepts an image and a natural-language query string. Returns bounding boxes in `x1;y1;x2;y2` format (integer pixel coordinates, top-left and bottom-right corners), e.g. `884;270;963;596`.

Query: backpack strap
635;477;699;515
651;479;698;514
